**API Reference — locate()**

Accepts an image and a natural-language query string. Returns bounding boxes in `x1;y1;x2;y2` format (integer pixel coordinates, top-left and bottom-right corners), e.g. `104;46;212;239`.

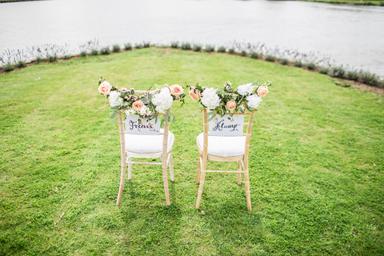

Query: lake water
0;0;383;75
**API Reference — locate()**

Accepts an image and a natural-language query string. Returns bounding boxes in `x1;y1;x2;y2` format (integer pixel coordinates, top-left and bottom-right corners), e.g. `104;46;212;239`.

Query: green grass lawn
304;0;384;5
0;48;383;255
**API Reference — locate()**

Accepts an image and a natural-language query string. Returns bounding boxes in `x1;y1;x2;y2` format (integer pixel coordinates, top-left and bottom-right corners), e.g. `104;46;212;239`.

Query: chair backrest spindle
244;111;255;163
162;112;170;158
203;109;209;162
118;111;126;165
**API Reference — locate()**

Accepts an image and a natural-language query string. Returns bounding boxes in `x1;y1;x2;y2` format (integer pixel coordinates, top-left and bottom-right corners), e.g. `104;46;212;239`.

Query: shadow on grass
199;188;265;254
119;181;183;254
124;177;178;204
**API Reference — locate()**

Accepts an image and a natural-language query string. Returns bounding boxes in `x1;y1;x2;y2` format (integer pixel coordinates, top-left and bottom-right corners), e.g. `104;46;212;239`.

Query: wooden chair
116;98;175;207
195;109;255;211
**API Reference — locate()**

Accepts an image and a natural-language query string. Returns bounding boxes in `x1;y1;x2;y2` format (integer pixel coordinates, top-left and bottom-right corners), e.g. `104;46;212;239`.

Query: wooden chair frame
116;90;174;207
195;109;255;211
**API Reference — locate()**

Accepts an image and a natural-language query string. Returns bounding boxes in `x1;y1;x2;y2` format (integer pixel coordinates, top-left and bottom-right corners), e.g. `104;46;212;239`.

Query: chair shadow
119;179;182;254
199;192;265;255
120;176;263;255
125;176;177;203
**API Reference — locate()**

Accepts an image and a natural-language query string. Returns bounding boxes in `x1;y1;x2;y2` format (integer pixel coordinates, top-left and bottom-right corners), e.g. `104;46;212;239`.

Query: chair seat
125;131;174;155
197;133;246;157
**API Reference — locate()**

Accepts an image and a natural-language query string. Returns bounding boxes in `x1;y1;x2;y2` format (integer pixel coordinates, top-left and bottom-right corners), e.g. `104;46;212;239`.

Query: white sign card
208;114;244;136
125;115;161;135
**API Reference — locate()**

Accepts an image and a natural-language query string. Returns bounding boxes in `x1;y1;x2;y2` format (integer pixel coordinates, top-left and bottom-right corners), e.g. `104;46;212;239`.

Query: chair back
202;109;255;158
117;88;171;157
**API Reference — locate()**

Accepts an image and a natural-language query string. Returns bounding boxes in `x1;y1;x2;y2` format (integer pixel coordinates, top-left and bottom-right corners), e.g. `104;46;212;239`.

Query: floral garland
188;82;269;116
98;79;185;118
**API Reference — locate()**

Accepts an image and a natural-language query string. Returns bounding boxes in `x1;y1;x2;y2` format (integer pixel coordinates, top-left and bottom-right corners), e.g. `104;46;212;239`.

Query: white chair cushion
197;133;246;157
125;131;174;154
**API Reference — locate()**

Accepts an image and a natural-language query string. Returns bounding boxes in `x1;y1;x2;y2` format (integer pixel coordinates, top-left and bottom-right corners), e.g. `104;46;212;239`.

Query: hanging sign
125;115;161;135
208;114;244;136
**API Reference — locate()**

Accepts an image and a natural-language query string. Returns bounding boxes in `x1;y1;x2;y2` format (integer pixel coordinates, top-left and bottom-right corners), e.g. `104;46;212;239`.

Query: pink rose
189;88;201;101
226;100;237;112
98;81;112;96
257;86;269;97
169;84;184;97
132;100;144;111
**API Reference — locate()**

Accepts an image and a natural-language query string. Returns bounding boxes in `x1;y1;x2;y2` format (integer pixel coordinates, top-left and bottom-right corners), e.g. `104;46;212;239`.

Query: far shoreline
1;0;384;5
0;0;46;4
302;0;384;6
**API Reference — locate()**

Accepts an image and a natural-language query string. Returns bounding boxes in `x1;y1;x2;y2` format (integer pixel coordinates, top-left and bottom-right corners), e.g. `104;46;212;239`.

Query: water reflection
0;0;383;75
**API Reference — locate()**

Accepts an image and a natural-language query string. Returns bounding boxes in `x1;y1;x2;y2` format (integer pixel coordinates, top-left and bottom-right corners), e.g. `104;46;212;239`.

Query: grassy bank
304;0;384;5
1;48;383;255
3;42;383;88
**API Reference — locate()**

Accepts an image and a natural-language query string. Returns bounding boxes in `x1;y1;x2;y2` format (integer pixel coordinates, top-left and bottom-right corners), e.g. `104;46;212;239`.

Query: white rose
246;94;262;109
237;83;254;96
125;109;135;115
201;88;221;110
151;88;173;113
139;105;151;116
108;90;123;108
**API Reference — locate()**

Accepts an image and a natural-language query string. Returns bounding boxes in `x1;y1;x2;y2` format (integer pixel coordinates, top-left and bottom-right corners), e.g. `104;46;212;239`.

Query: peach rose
132;100;144;111
189;88;201;101
169;84;184;97
226;100;237;112
98;81;112;96
257;85;269;97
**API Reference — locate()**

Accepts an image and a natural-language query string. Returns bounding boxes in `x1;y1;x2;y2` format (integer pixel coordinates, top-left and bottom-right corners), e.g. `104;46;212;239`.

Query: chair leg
196;156;201;184
127;157;133;181
237;161;242;185
162;154;171;206
195;157;206;209
168;154;175;182
242;159;252;212
116;154;127;207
